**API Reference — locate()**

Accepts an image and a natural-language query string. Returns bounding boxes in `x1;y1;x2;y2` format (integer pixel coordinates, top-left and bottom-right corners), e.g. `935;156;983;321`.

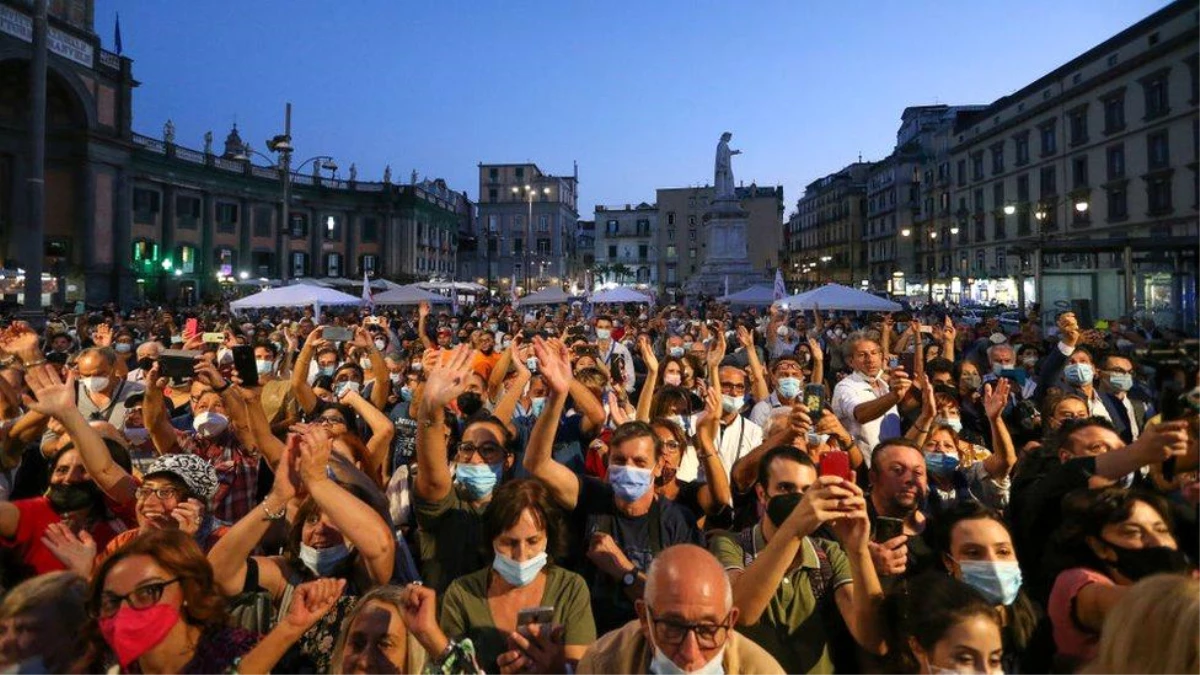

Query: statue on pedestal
383;165;392;184
714;131;741;200
203;131;213;155
163;119;175;145
349;163;357;182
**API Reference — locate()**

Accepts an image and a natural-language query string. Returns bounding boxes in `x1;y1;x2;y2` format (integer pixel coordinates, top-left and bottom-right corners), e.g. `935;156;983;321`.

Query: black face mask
137;357;155;372
766;492;804;529
1105;540;1192;581
456;392;484;418
46;482;102;514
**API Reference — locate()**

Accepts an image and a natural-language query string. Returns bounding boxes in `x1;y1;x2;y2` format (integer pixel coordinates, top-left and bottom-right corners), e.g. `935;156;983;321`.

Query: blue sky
94;0;1169;216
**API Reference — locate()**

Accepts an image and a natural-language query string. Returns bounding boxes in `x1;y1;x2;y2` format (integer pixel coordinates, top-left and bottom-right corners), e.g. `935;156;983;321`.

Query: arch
0;50;99;132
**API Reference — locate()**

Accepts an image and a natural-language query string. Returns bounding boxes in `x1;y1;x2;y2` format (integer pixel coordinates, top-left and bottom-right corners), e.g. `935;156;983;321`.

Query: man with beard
0;366;135;582
470;329;501;380
865;438;934;584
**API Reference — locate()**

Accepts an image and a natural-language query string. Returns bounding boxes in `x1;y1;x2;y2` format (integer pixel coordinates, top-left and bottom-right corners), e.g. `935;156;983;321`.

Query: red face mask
99;604;181;667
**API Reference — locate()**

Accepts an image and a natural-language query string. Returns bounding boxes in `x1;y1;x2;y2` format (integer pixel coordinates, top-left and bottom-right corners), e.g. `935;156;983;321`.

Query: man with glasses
709;446;886;674
707;366;762;482
1097;353;1148;444
578;544;784;674
749;356;809;428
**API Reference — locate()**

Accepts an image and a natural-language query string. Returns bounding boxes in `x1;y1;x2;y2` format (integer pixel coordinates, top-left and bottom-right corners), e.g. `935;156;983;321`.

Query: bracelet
697;452;715;460
212;380;232;394
917;425;931;434
20;359;46;369
262;500;287;521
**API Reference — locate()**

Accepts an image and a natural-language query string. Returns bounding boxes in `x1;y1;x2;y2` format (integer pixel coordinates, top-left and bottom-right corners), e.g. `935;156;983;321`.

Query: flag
114;13;123;55
773;268;787;302
360;270;373;310
724;275;729;298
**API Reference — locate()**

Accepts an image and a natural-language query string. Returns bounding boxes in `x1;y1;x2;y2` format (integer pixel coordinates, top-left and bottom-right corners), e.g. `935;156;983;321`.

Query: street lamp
1074;200;1089;213
901;228;911;237
950;225;959;235
238;271;249;280
512;184;551;291
1003;204;1016;216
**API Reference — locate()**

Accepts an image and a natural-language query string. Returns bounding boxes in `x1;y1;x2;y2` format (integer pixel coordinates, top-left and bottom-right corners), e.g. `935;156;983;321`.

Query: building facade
654;184;784;299
593;203;657;288
787;161;871;290
473;162;579;293
945;0;1197;328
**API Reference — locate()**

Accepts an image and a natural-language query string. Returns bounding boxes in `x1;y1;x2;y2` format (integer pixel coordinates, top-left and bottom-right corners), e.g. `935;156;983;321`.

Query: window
487;215;498;233
688;215;696;226
689;247;697;259
1147;130;1170;169
973;189;984;213
667;228;675;242
666;245;677;258
956;160;966;185
667;212;675;225
1039;166;1057;197
538;214;550;233
976;250;986;272
1068;105;1089;146
990;143;1004;175
1016;174;1030;201
133;189;160;221
1017;208;1031;236
513;263;522;279
215;248;234;276
488;188;497;202
1140;69;1170;120
1102;89;1126;134
1107;185;1128;220
514;167;524;179
488;167;498;181
487;236;498;253
289;213;309;238
996;249;1006;272
636;219;650;236
216;203;239;232
176;196;200;228
1107;144;1126;180
638;244;648;260
253;207;272;238
537;238;551;255
1014;132;1030;166
606;219;619;235
362;217;379;243
971;152;984;181
325;253;341;277
1039;120;1057;156
666;265;677;283
993;213;1006;241
513;237;524;254
992;182;1005;211
1072;156;1089;189
688;229;696;241
607;245;617;258
1147;175;1173;214
360;254;377;275
173;246;194;274
323;215;341;241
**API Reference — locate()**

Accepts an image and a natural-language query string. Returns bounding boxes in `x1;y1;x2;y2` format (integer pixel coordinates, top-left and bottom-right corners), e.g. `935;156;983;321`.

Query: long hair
329;585;415;675
882;572;1001;674
1084;574;1199;674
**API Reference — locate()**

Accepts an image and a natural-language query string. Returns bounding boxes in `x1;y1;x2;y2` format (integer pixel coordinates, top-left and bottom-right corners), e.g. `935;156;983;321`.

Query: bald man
577;544;783;674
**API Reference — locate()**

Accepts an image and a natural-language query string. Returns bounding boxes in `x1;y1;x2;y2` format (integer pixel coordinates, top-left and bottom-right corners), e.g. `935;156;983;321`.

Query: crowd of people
0;296;1193;674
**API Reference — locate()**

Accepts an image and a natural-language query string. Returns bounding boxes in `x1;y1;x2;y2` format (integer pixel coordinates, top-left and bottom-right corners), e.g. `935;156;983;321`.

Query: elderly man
831;334;909;468
577;544;784;674
40;347;144;454
125;340;163;384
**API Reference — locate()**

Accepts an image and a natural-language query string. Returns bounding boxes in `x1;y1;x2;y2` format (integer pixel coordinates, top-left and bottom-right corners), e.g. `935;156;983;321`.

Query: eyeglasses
317;415;347;426
647;609;732;649
719;382;746;394
135;486;181;502
94;578;180;618
454;441;506;463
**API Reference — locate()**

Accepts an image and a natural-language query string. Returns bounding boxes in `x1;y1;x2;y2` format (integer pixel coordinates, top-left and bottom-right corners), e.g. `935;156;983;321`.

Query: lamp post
512;184;549;292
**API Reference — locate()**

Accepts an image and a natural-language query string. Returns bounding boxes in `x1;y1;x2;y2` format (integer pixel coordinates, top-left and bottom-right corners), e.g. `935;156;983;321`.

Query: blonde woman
1084;574;1199;674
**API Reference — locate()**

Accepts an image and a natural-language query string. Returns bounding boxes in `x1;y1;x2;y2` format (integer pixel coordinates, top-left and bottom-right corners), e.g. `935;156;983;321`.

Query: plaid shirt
173;428;259;523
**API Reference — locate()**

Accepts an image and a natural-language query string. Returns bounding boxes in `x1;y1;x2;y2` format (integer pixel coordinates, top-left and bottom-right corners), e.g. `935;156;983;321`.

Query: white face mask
192;411;230;438
123;426;150;445
80;376;111;394
648;624;726;675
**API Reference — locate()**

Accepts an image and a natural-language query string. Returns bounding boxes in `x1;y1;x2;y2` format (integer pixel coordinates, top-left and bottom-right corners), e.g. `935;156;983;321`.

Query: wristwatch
621;569;637;587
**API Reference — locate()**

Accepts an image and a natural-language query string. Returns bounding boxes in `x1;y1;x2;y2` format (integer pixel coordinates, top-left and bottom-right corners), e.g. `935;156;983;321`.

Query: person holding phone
831;334;908;469
708;446;886;673
439;479;595;673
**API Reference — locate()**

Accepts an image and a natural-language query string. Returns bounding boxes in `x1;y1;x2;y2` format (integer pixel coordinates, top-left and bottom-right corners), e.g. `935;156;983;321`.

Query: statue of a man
383;165;392;184
349;163;357;182
163;119;175;144
203;131;213;155
714;131;741;199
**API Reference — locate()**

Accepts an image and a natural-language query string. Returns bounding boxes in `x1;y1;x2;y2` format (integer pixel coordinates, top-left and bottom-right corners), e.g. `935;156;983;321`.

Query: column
199;192;214;299
80;163;106;306
160;184;176;302
113;166;135;309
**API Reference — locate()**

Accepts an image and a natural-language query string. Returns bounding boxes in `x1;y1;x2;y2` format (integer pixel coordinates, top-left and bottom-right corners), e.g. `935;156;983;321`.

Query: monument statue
349;163;357;182
203;131;213;155
383;165;392;184
714;131;741;200
163;119;175;144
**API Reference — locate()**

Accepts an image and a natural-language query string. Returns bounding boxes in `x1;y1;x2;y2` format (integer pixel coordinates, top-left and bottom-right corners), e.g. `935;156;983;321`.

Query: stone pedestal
683;198;768;297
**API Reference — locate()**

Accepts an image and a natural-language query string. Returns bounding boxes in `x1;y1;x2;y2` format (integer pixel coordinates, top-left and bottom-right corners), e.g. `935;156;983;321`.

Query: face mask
776;325;790;338
114;343;132;354
530;397;547;417
682;341;694;352
668;346;685;358
124;426;150;445
669;415;690;435
80;376;110;394
192;410;230;438
388;372;403;386
319;366;336;377
936;416;963;433
256;359;274;376
410;361;423;372
721;395;742;414
456;391;485;417
297;542;352;576
137;357;155;372
596;328;611;340
806;431;830;447
955;559;1023;606
492;551;547;587
46;482;102;514
1021;355;1039;368
1104;540;1192;581
649;635;726;675
766;491;803;528
357;357;372;370
455;462;503;500
488;323;498;332
99;604;181;668
399;386;413;402
777;376;801;399
608;464;654;502
924;451;960;476
664;372;683;386
991;362;1008;376
373;338;387;352
960;373;982;391
501;339;512;349
216;348;234;365
526;357;539;372
334;380;362;398
1064;362;1094;386
1107;372;1133;392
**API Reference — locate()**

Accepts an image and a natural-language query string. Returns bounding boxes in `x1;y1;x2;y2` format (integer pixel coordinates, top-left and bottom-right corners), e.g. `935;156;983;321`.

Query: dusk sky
94;0;1168;217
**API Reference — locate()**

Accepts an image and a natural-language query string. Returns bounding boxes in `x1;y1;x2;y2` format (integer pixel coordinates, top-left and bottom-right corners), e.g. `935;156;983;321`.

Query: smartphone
184;318;200;337
324;326;354;342
887;356;899;369
898;352;916;376
159;349;201;380
873;516;905;543
818;450;851;482
363;316;380;326
231;345;259;388
202;332;225;344
804;383;826;416
919;325;933;334
999;368;1027;387
516;606;555;626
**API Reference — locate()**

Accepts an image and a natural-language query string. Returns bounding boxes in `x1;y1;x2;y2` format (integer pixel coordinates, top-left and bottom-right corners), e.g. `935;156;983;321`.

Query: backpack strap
808;538;837;604
736;526;757;570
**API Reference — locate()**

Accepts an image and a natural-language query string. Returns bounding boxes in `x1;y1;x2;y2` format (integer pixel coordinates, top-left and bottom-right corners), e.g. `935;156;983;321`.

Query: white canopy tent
777;283;902;312
416;280;488;293
229;284;361;312
317;277;357;288
519;287;573;306
373;284;453;306
718;284;776;306
591;286;653;304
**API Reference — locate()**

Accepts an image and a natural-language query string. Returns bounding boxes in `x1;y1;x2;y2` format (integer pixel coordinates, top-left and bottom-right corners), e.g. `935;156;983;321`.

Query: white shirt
675;414;764;489
1117;393;1141;440
599;340;636;392
749;391;797;429
832;371;902;467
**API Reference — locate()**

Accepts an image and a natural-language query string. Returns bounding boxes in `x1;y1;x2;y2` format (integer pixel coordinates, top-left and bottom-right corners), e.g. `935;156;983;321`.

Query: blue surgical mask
608;464;653;502
530;397;547;417
492;551;548;587
924;451;960;476
256;359;274;375
334;380;361;397
1107;372;1133;392
596;328;611;340
991;362;1007;376
319;366;336;377
298;543;351;577
777;376;801;399
399;386;413;402
668;346;685;358
721;395;741;414
956;559;1023;606
455;462;503;500
1064;362;1094;386
936;416;963;433
669;415;690;434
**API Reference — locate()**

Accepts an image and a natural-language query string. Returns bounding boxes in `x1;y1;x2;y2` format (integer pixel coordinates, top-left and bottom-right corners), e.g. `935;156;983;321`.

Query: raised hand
942;315;956;342
785;475;862;539
192;357;229;391
982;378;1012;420
20;365;77;419
869;535;909;576
171;498;205;536
41;522;96;578
637;334;658;372
503;623;568;675
418;301;431;319
807;336;823;363
0;322;40;360
736;325;754;350
886;367;913;401
398;583;445;655
302;326;326;351
352;326;373;350
297;425;334;486
270;440;303;503
283;578;347;633
696;381;722;435
420;344;475;411
532;337;572;396
1057;312;1080;347
92;323;113;348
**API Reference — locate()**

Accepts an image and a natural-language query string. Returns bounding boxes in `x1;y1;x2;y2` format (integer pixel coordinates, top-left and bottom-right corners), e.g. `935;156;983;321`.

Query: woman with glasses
439;479;595;673
649;384;733;528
